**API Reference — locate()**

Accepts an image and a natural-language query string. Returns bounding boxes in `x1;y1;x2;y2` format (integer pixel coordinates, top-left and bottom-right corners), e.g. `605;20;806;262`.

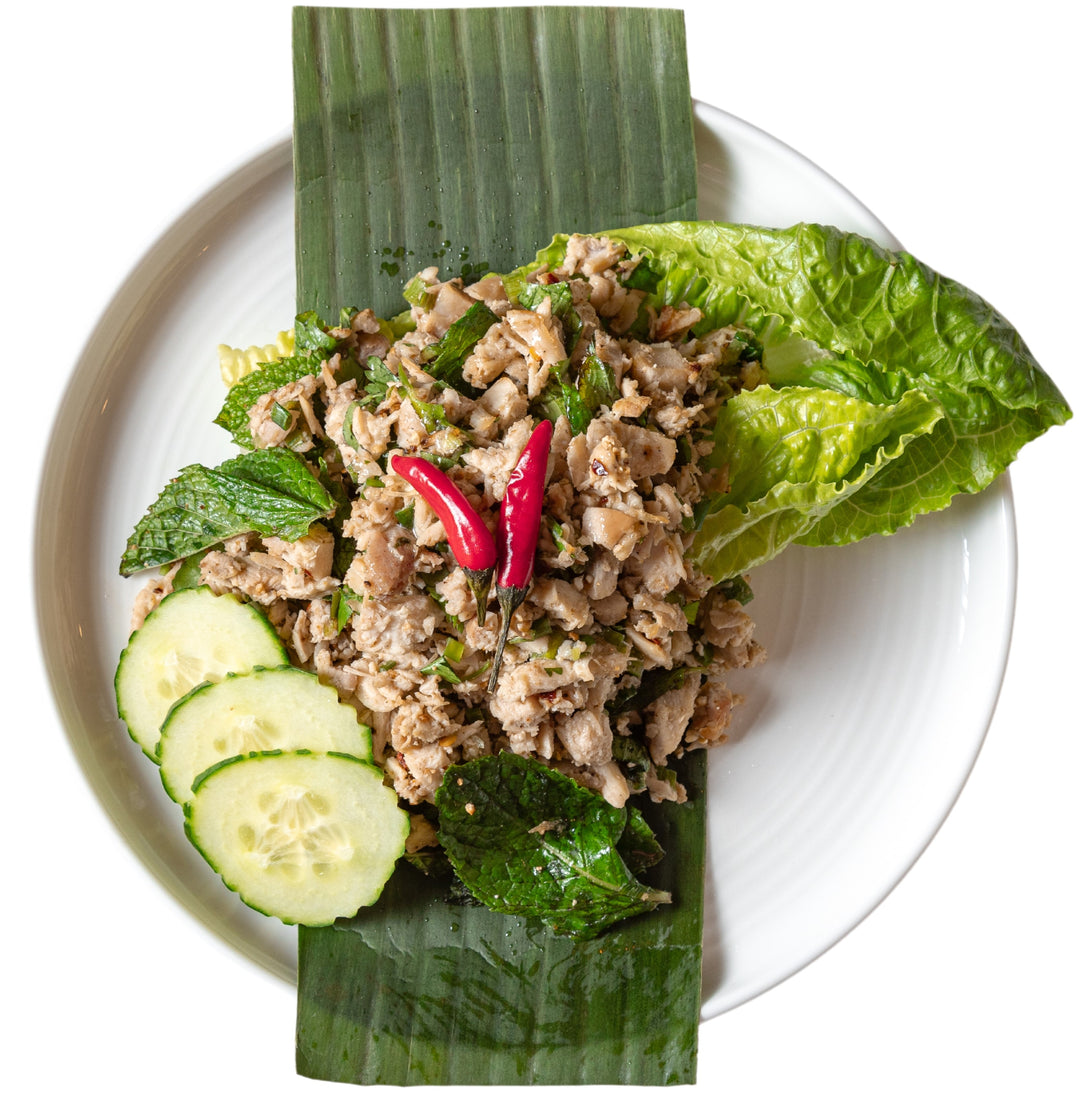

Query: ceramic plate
33;101;1016;1019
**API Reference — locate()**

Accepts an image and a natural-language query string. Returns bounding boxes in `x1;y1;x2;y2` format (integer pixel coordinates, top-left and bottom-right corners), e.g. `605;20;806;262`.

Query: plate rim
32;101;1018;1022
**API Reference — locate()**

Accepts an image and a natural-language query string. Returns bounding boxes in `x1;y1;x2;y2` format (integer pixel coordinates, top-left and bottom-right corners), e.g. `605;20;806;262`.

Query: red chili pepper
488;418;554;692
389;454;496;615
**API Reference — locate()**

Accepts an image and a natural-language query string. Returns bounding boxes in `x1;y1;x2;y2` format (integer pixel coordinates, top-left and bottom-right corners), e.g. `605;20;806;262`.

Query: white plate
33;101;1015;1021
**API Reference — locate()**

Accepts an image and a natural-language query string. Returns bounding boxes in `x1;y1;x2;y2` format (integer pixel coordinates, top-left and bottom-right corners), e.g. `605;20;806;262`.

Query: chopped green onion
270;400;294;430
341;400;362;449
403;273;435;309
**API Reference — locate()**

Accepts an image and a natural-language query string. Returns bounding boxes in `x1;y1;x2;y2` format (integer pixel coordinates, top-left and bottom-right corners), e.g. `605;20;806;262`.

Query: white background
6;1;1077;1090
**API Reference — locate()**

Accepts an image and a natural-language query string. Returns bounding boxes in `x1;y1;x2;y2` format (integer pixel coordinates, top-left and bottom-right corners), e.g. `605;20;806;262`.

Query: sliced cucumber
115;586;288;760
185;751;408;925
158;666;373;804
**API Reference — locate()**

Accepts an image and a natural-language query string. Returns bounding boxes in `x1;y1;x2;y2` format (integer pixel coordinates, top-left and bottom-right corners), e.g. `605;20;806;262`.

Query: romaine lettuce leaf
691;384;943;581
528;222;1070;572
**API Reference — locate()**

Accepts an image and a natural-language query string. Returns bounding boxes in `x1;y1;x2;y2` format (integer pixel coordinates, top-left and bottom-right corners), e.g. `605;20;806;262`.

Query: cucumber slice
115;586;288;760
158;666;373;804
185;751;408;925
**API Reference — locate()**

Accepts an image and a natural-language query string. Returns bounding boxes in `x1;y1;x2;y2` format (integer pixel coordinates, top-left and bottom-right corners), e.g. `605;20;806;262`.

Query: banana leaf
292;6;703;1084
292;4;697;320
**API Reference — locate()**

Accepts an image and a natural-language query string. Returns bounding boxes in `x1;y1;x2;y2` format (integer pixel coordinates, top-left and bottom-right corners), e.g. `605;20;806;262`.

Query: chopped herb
332;585;364;631
676;434;694;467
395;369;450;432
171;548;212;590
611;735;651;796
578;349;619;414
609;663;702;716
402;273;435;309
621;253;662;293
293;309;340;355
716;574;754;605
418;301;499;393
269;400;294;430
341;401;362;449
517;281;583;353
394;502;415;529
534;359;590;435
357;354;398;410
731;328;763;363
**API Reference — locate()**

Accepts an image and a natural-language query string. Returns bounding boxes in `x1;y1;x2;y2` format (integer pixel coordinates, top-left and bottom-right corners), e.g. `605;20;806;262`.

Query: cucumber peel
115;587;288;760
158;665;373;804
185;750;408;926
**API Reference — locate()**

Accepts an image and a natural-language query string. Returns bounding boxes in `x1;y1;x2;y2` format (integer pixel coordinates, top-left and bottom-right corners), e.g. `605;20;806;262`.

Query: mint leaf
214;356;322;447
578;348;619;414
436;752;671;939
419;301;499;392
119;448;336;575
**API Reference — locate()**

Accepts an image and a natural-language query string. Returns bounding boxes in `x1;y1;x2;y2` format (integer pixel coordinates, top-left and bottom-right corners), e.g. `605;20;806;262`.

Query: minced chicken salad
128;233;764;819
115;221;1068;934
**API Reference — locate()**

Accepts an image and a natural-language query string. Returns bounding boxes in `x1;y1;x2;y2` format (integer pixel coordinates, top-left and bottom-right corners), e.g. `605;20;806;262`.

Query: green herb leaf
419;301;499;393
534;359;591;435
609;664;700;717
294;309;339;354
578;349;620;414
436;752;671;939
357;354;398;410
518;281;583;354
213;356;323;448
119;448;336;575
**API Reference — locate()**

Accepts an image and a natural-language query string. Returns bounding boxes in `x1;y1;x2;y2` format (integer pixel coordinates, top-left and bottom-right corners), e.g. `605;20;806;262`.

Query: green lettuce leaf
691;385;944;581
524;222;1070;570
610;222;1069;529
436;752;671;939
119;448;336;575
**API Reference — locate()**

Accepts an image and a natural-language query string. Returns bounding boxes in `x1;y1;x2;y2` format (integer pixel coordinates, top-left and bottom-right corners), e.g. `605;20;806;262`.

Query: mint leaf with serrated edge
436;752;671;939
418;300;498;393
119;448;336;575
214;356;323;447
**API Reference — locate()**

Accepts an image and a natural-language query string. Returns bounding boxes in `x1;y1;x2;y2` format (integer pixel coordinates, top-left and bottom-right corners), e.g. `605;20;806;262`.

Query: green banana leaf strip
292;4;701;1086
292;5;697;321
296;752;707;1086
